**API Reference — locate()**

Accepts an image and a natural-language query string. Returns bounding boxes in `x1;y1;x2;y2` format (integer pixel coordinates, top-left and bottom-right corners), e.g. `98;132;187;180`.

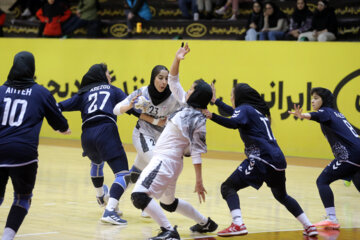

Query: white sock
296;213;312;228
95;186;104;197
175;199;207;225
144;199;173;230
2;227;16;240
105;197;118;211
325;207;337;221
231;209;243;226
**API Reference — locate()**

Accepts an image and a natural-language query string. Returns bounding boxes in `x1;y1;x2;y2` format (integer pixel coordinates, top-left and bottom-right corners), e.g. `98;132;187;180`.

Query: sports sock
231;209;243;225
95;186;104;197
105;198;118;211
296;213;312;228
2;227;16;240
175;199;207;225
144;199;173;230
325;207;337;221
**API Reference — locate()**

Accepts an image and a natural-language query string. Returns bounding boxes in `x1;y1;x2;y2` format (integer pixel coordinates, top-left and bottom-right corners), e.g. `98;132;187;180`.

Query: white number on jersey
1;98;28;126
88;91;110;114
343;120;359;138
260;117;275;141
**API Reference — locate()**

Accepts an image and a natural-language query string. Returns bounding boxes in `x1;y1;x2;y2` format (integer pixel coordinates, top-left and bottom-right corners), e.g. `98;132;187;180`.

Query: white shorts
132;128;157;170
132;155;183;204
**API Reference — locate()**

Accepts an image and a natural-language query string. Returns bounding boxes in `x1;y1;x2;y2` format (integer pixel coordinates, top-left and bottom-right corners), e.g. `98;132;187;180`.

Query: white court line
15;232;59;238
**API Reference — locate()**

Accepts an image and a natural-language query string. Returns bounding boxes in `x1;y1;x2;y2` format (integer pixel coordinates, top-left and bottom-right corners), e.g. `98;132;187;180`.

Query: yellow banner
1;39;359;159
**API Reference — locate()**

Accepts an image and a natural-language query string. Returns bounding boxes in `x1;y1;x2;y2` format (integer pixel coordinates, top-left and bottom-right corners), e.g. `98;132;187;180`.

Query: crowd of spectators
0;0;341;41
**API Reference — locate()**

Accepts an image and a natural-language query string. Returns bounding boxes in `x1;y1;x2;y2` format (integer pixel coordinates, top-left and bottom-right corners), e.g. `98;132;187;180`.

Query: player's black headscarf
310;87;334;109
78;63;109;94
234;83;271;118
187;79;212;109
148;65;171;106
5;51;36;89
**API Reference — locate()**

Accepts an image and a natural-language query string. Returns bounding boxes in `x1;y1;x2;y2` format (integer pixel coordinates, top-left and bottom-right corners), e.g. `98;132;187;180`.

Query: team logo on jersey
232;110;241;118
332;160;341;170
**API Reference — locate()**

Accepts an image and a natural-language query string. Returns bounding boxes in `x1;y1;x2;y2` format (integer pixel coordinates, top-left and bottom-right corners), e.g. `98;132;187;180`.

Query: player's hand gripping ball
134;95;151;112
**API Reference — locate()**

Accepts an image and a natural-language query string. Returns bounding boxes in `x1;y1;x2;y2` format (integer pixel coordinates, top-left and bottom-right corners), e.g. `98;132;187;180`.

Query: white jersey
154;107;207;164
126;86;180;139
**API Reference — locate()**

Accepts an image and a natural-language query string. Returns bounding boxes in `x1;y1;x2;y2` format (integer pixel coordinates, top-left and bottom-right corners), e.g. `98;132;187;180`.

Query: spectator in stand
124;0;152;38
215;0;251;21
0;9;5;37
298;0;337;41
179;0;199;21
197;0;214;19
244;1;263;41
259;1;288;40
285;0;312;40
62;0;101;38
36;0;71;38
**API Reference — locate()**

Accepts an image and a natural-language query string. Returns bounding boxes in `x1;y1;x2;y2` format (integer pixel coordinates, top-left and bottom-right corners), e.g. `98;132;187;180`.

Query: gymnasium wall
0;38;359;159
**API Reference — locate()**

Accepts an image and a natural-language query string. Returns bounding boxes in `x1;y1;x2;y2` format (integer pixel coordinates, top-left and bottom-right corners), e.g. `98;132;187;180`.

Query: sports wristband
152;118;159;125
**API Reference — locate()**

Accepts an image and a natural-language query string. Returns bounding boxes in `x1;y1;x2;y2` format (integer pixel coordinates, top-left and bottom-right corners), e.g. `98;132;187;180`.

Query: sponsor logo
186;23;207;38
109;24;128;38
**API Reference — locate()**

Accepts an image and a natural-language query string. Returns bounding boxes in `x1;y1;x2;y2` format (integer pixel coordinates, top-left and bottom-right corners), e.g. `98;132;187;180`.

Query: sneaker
229;14;237;21
101;209;127;225
303;225;318;237
344;180;351;187
190;217;218;233
96;185;109;207
141;211;151;218
217;223;248;237
149;225;180;240
215;6;226;15
314;218;340;230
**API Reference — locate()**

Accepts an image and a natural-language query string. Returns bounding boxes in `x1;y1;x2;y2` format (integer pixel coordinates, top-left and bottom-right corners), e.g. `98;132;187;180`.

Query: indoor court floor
0;139;359;240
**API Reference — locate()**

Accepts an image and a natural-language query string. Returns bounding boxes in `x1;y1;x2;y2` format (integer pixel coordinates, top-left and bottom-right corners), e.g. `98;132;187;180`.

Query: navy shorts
321;159;360;181
236;158;286;190
0;162;38;198
81;122;128;173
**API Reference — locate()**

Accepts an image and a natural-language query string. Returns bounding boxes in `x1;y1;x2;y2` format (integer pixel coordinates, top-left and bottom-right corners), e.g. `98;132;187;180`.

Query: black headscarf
147;65;171;106
42;0;66;22
78;64;109;94
187;79;212;109
5;51;36;89
234;83;270;118
292;0;312;26
310;87;334;109
264;1;287;28
247;1;263;31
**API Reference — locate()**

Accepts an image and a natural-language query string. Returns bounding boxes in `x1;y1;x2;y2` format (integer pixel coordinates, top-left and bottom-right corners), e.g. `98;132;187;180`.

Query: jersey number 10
1;98;28;126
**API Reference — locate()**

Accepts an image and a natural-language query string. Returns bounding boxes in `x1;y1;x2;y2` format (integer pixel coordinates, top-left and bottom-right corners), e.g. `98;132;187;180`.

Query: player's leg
217;160;251;237
351;168;360;192
268;169;317;236
129;131;155;183
0;167;9;207
159;184;218;233
101;153;129;225
131;158;180;240
2;162;37;240
90;162;109;207
314;160;356;229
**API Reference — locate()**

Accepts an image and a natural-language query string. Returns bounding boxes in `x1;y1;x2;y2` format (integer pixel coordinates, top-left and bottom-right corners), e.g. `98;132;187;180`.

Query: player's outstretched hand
202;109;212;119
175;42;190;61
288;104;303;119
194;181;207;203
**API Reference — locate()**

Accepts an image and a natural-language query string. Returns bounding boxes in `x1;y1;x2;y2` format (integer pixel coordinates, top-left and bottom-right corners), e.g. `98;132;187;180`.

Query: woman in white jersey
130;43;218;240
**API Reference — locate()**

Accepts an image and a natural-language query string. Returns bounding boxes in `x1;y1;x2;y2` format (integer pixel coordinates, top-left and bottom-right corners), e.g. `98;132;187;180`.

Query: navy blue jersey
0;84;69;166
59;84;127;126
310;107;360;165
213;100;286;170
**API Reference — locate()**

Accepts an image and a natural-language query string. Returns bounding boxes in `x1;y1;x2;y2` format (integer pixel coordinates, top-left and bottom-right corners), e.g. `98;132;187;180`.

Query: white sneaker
215;7;226;15
21;8;31;17
229;14;237;21
141;211;151;218
193;12;199;21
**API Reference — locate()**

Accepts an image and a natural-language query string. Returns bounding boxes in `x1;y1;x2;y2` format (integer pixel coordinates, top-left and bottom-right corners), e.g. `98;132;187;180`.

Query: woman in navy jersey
289;87;360;230
203;83;317;237
0;51;69;240
59;63;154;225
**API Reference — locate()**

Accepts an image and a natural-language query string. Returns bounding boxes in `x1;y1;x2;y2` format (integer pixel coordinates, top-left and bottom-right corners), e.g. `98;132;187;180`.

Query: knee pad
90;162;104;178
13;193;32;212
115;171;131;190
131;192;151;210
160;198;179;212
129;166;142;184
221;182;237;200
